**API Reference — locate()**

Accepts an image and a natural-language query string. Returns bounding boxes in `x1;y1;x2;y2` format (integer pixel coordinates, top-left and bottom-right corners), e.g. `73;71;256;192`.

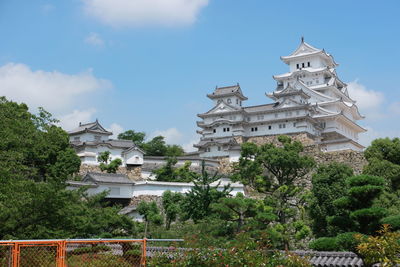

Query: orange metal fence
0;238;183;267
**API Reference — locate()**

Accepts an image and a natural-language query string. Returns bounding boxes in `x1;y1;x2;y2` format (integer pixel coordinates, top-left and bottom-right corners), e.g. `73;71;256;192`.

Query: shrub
356;224;400;266
381;214;400;230
309;237;339;251
335;232;360;251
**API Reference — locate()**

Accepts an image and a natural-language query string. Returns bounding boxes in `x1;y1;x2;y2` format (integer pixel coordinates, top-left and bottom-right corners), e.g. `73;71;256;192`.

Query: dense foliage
118;130;184;156
309;163;353;237
0;97;134;239
97;150;123;173
233;136;314;249
153;157;198;182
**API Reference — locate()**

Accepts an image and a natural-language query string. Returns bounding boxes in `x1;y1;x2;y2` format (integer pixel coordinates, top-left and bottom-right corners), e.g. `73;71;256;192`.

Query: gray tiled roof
71;139;135;149
243;103;275;113
68;120;112;135
83;172;134;184
292;251;364;267
207;84;248;100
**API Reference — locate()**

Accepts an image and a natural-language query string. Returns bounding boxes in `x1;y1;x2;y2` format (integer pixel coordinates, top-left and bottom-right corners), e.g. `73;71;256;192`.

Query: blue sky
1;0;399;151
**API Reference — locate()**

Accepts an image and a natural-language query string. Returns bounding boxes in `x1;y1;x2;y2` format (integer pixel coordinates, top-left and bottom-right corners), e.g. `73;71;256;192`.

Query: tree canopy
0;97;134;239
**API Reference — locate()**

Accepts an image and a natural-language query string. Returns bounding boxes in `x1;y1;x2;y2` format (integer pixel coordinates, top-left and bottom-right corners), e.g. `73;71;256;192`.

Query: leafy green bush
381;214;400;230
309;237;339;251
335;232;360;251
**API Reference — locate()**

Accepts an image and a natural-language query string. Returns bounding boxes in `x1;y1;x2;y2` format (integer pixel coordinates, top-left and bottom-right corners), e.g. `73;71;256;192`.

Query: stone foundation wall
78;164;143;181
246;132;316;147
130;195;162;206
217;133;367;176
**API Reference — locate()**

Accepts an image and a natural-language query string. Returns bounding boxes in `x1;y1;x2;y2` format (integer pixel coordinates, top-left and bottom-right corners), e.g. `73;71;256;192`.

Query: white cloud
182;137;199;152
82;0;209;27
347;80;384;111
107;123;124;139
58;109;97;131
0;63;112;112
150;127;183;144
84;32;104;47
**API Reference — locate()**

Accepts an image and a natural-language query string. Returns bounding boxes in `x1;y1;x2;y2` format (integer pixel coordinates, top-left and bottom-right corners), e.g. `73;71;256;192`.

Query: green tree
309;163;353;237
137;201;163;237
118;130;146;147
364;137;400;191
182;162;231;222
162;191;184;230
97;151;122;173
0;97;81;182
165;144;185;157
330;175;387;235
154;157;198;182
142;136;168;156
211;193;257;232
0;97;134;239
233;136;315;249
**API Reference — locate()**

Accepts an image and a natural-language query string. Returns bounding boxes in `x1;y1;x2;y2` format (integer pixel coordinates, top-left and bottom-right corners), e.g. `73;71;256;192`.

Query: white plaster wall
84;184;133;199
124;150;144;165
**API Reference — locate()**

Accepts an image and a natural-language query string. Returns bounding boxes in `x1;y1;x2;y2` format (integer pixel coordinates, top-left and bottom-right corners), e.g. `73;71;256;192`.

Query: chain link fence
0;238;183;267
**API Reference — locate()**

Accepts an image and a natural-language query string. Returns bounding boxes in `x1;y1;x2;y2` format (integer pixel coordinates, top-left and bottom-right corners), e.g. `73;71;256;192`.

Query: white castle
195;39;366;160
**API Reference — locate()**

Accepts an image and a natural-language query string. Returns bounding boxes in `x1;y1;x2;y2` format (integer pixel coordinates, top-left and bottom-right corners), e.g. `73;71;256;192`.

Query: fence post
141;238;147;267
57;240;66;267
12;243;19;267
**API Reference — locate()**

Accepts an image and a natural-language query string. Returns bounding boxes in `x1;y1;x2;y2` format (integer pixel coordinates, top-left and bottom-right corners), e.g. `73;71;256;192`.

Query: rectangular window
293;122;297;127
275;113;278;118
213;129;216;133
268;126;272;130
74;136;80;141
223;128;226;132
307;62;310;67
227;128;230;132
296;63;299;69
283;124;286;128
94;135;101;141
302;63;305;68
255;127;258;131
218;146;221;151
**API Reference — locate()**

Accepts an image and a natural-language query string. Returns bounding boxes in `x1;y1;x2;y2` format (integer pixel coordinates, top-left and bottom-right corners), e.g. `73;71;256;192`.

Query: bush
381;215;400;230
309;237;339;251
335;232;360;251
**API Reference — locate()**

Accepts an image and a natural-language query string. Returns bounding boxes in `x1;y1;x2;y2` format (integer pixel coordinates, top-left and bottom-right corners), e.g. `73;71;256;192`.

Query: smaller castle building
68;120;144;167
